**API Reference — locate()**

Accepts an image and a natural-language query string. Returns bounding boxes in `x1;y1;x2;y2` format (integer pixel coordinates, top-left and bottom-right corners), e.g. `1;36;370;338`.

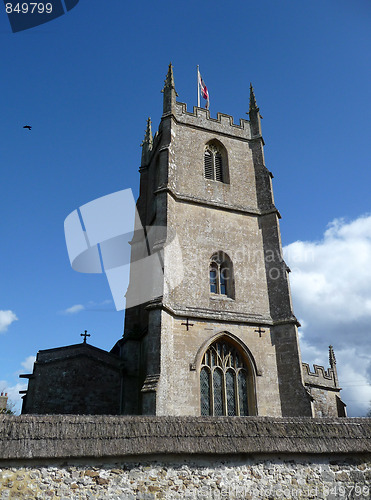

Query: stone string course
0;456;370;500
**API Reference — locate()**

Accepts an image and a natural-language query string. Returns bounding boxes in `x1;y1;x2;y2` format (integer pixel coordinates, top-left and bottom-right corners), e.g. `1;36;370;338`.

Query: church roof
20;342;121;380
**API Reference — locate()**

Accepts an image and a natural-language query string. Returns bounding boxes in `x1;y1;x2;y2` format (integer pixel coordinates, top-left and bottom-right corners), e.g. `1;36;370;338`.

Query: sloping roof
0;415;370;460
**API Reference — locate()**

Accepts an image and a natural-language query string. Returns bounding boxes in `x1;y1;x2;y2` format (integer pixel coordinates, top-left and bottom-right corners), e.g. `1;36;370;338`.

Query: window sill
205;179;230;186
210;294;235;302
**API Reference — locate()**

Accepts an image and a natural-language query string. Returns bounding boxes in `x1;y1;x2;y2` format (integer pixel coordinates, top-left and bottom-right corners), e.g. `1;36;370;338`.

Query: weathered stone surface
121;67;344;418
20;344;122;415
0;456;370;499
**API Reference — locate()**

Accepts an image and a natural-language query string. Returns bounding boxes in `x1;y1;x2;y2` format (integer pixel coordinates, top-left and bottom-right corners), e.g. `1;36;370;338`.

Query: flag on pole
198;68;209;109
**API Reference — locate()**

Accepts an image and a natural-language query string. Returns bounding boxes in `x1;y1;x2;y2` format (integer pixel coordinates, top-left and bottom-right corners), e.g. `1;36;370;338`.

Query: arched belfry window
200;338;252;416
204;142;229;183
209;252;234;298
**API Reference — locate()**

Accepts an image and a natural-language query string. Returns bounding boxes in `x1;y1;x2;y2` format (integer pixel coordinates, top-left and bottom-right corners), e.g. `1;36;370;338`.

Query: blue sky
1;0;370;416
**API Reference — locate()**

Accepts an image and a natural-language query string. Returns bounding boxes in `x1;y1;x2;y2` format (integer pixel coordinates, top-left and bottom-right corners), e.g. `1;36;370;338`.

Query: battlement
174;101;252;139
302;363;338;389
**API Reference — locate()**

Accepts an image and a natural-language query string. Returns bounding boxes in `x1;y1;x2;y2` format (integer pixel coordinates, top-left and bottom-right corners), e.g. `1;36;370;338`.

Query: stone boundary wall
0;454;370;500
0;416;370;499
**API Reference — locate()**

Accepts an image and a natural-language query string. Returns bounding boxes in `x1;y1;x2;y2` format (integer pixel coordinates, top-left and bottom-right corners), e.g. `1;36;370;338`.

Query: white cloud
0;310;18;333
60;300;113;314
21;355;36;373
63;304;85;314
88;299;112;306
284;214;371;417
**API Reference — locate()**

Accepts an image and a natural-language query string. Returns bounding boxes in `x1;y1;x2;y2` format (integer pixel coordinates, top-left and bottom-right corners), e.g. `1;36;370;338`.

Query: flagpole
197;65;200;108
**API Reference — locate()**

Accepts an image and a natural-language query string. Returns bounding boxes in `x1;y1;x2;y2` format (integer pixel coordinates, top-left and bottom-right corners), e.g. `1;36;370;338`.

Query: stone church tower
115;64;314;417
20;64;346;418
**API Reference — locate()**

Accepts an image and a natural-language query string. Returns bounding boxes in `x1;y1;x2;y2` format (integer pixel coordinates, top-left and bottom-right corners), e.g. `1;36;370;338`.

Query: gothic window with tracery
200;339;250;416
204;142;228;183
209;252;234;298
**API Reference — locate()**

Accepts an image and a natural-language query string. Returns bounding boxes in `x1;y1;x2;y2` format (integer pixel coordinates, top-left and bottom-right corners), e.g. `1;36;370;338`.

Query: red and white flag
198;69;209;109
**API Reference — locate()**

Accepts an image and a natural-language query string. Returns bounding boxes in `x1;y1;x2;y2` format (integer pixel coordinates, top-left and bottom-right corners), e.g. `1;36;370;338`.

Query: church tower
119;64;313;417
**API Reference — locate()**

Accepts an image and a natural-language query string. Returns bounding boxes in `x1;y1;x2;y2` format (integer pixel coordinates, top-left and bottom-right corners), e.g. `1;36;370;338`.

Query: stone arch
194;332;258;416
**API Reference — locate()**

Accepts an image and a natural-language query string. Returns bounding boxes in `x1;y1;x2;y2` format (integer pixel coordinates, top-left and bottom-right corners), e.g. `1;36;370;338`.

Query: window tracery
200;340;250;416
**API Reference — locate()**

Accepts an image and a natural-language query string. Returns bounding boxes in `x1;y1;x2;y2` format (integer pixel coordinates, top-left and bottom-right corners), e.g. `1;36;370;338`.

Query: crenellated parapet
174;101;252;139
302;363;338;389
303;345;340;391
302;355;346;417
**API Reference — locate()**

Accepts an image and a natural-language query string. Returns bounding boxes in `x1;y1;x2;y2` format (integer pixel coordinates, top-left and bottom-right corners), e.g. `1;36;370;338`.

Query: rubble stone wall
1;455;370;500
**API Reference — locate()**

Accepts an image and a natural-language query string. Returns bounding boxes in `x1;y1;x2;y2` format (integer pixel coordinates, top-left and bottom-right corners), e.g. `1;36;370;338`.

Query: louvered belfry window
214;152;223;182
204;145;224;182
204;149;214;179
200;340;250;416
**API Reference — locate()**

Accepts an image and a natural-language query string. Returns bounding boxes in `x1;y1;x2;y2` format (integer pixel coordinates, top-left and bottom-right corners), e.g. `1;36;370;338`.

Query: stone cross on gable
81;330;91;343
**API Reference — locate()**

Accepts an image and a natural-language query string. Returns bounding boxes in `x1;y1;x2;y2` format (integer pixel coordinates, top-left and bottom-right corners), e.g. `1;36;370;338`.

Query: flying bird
23;125;32;130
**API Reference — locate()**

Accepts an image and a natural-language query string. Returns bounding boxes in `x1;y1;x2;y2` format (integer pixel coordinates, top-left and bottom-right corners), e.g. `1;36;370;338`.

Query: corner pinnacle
249;83;259;113
329;345;336;368
161;62;179;96
141;117;153;148
141;117;153;166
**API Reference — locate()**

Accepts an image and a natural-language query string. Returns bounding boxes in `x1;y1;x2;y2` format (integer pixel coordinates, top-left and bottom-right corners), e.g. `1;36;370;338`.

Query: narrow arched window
213;368;223;416
214;152;223;182
209;262;218;294
209;252;234;298
238;370;249;416
204;142;228;183
204;149;214;179
219;264;227;295
200;339;250;416
200;367;211;416
226;369;236;416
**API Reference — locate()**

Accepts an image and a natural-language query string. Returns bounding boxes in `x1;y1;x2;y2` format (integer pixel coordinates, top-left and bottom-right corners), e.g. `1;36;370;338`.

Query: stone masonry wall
308;387;339;418
1;455;370;499
21;345;122;415
0;415;370;499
